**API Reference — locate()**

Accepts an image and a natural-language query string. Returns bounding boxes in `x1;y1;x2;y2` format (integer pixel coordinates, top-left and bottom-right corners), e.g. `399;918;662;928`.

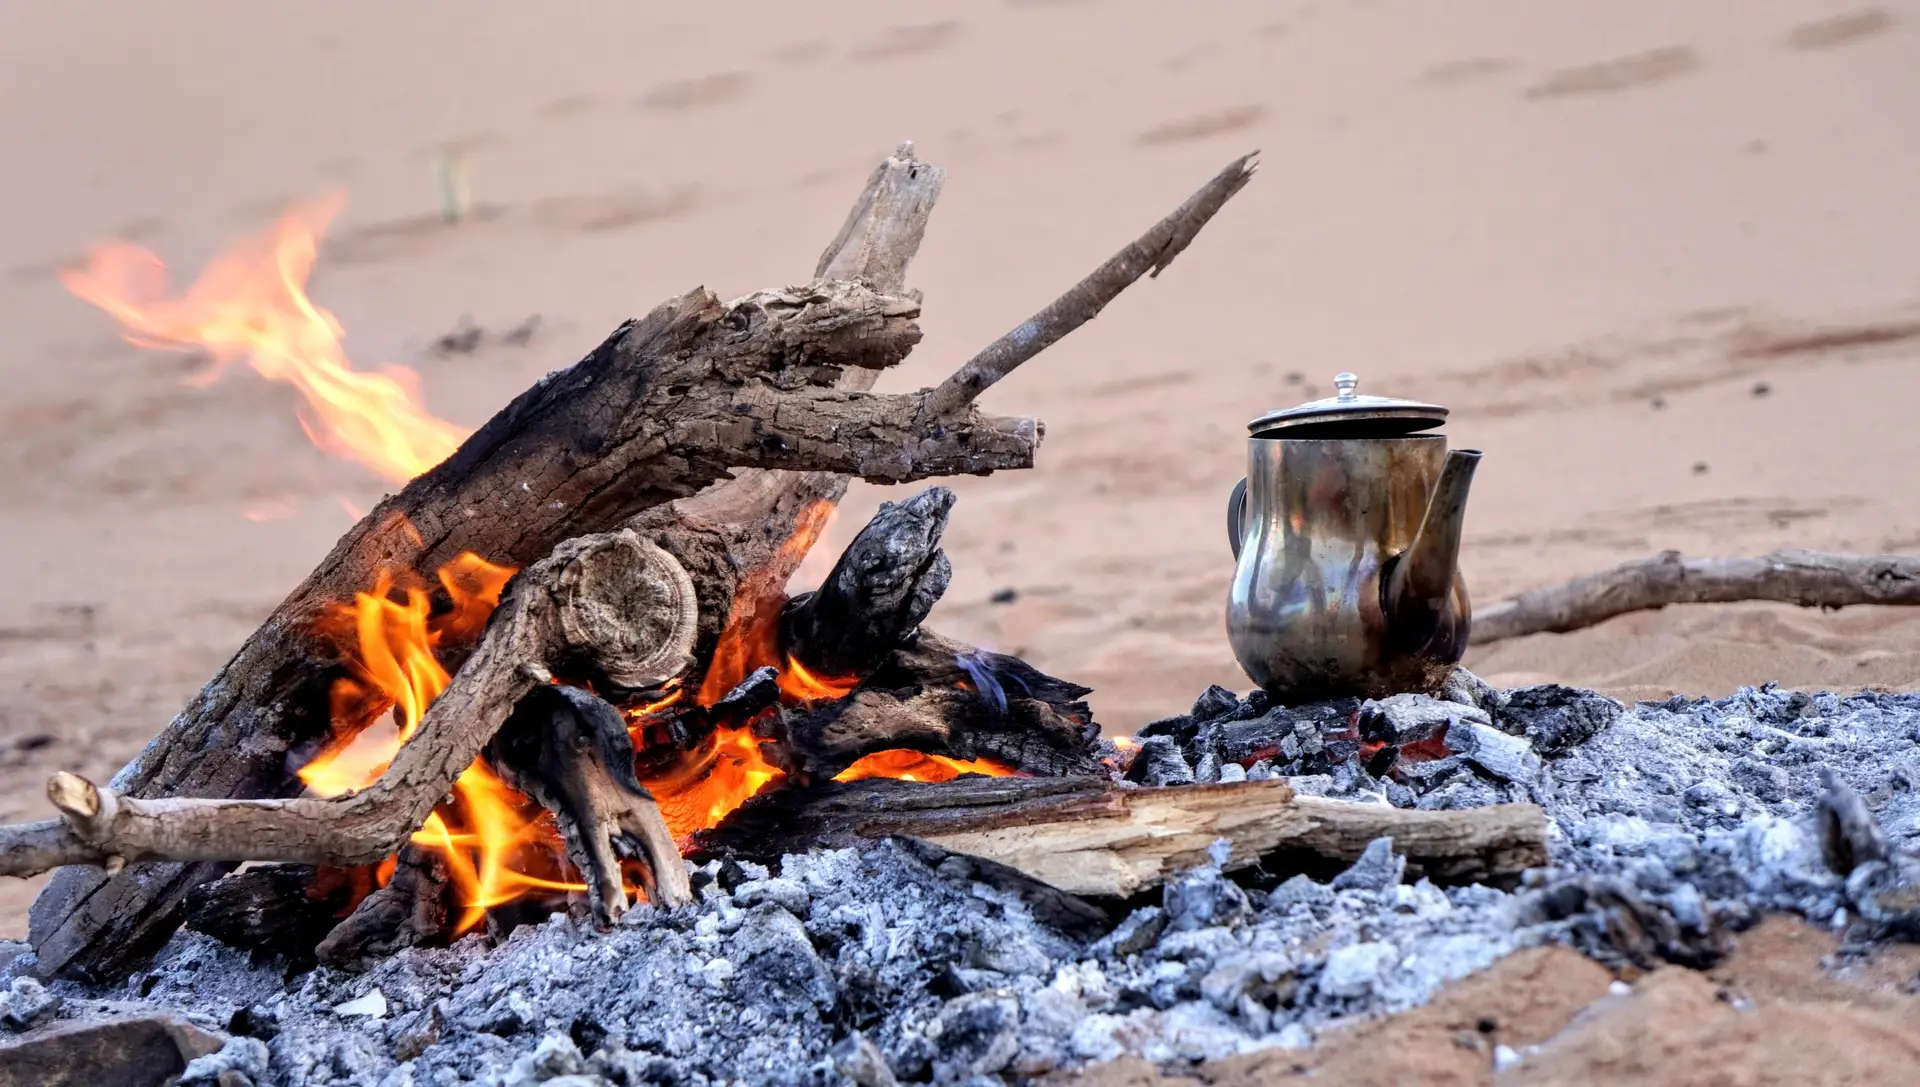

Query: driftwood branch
693;776;1548;896
0;532;698;906
1472;549;1920;643
918;151;1259;421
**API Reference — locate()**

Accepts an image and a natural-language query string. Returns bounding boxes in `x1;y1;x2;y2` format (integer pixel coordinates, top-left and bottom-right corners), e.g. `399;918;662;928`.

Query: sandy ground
2;0;1918;1047
1060;916;1920;1086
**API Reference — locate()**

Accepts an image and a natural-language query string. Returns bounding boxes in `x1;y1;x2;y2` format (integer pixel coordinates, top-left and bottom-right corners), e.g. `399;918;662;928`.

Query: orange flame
833;750;1013;783
59;194;469;484
296;550;588;935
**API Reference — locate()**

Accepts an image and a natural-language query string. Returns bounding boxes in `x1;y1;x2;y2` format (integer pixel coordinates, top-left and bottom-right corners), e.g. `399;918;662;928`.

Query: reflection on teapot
1225;372;1482;702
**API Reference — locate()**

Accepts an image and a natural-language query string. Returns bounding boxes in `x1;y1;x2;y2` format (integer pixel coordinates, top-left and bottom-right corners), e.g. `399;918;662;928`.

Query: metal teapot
1225;373;1482;701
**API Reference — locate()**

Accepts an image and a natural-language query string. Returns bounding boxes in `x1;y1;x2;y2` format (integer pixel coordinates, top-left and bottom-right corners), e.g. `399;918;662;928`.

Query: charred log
179;864;364;965
771;631;1101;780
692;776;1549;895
314;847;450;971
780;486;954;682
486;684;687;924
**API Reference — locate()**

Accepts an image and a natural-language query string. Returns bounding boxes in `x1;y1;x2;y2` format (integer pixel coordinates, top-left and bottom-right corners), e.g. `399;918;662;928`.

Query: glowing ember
833;750;1013;783
59;194;470;484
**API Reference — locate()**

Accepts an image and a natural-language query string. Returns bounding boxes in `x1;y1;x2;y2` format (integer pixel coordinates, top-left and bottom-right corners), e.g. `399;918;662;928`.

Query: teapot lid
1247;372;1448;436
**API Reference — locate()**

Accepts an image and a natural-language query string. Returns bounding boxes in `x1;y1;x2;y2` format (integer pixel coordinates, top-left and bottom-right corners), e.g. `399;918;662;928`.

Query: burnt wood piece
770;630;1101;780
781;486;954;681
1473;549;1920;644
692;776;1548;895
180;863;362;963
314;846;450;972
486;684;682;925
2;531;698;900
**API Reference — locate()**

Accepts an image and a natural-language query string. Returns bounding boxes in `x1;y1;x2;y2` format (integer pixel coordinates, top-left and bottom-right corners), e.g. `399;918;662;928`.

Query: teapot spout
1385;449;1483;651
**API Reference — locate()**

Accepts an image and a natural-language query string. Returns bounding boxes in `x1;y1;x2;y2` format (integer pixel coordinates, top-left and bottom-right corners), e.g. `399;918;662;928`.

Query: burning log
8;143;1260;980
772;630;1100;781
692;777;1550;895
1472;548;1920;643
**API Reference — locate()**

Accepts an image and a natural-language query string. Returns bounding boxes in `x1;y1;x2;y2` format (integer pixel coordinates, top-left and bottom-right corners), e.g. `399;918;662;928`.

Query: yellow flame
59;194;469;484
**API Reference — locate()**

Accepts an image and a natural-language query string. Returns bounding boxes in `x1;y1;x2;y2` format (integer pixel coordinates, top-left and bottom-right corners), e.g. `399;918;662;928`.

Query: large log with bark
15;143;1260;980
691;776;1550;894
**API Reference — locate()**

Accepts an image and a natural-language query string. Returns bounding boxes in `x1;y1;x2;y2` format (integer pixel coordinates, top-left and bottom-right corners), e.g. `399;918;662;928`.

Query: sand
1;0;1917;994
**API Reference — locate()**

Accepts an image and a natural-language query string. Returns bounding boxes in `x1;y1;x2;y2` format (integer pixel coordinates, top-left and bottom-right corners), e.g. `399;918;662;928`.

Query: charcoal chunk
929;993;1019;1082
1359;694;1482;746
1191;685;1241;723
1445;718;1542;785
1497;685;1623;755
1214;710;1293;764
1137;715;1198;746
1124;735;1195;786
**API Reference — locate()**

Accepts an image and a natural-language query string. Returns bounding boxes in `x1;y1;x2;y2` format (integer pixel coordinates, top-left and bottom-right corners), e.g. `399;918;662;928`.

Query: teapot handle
1226;477;1249;560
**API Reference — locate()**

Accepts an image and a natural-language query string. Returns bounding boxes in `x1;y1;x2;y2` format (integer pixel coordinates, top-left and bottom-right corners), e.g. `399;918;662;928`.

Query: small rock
989;587;1018;605
0;1016;224;1087
1444;719;1542;785
1317;941;1397;999
0;977;61;1031
1692;461;1710;475
1330;837;1406;893
1124;735;1196;787
732;877;811;919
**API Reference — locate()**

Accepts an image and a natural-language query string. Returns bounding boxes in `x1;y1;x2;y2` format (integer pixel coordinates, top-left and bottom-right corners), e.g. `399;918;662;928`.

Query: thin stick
918;152;1259;422
1472;549;1920;644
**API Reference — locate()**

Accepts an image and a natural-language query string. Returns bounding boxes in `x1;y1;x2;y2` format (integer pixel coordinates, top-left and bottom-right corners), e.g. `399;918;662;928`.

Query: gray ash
6;679;1919;1086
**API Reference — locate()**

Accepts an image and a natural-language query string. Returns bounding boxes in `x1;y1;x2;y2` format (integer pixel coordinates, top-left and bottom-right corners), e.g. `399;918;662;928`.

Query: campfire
5;143;1918;1087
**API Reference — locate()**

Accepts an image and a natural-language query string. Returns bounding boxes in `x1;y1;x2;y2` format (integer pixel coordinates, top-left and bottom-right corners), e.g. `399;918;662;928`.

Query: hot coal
4;679;1919;1085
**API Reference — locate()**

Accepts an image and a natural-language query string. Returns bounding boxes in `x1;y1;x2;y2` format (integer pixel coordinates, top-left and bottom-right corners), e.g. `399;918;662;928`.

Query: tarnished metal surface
1226;436;1480;701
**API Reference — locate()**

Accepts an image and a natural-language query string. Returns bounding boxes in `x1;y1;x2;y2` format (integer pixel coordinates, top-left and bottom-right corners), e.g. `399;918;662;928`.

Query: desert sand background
1;1;1917;938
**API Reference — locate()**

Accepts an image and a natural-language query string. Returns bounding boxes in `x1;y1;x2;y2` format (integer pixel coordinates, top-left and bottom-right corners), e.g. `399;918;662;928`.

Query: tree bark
1472;549;1920;644
690;776;1549;895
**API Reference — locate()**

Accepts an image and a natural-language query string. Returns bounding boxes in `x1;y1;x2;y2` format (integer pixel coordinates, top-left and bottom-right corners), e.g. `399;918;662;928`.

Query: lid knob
1334;372;1359;401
